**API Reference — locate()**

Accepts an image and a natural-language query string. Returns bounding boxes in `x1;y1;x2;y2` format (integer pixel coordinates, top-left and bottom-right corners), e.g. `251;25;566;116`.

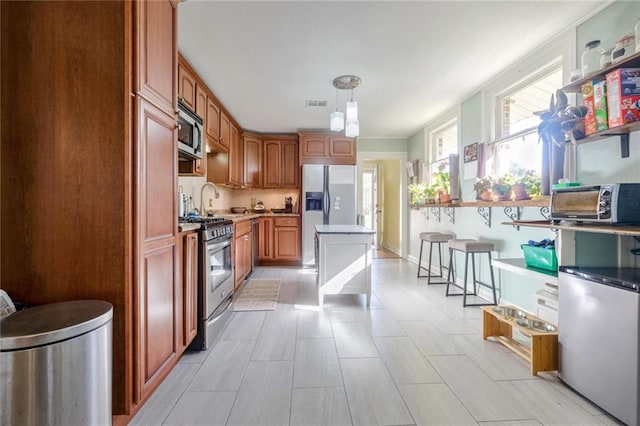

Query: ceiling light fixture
331;75;361;137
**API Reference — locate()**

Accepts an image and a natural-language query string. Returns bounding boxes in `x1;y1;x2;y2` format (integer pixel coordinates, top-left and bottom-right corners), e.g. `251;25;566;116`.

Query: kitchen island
315;225;375;307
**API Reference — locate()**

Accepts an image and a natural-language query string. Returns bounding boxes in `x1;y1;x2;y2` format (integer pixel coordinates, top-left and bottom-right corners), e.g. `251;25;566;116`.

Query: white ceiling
178;1;605;139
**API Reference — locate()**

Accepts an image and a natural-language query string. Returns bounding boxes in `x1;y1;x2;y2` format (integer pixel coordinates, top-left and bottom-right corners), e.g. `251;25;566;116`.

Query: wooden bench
481;305;558;375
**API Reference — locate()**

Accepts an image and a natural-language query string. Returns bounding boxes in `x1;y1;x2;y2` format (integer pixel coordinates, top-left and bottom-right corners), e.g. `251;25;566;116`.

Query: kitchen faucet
200;181;220;216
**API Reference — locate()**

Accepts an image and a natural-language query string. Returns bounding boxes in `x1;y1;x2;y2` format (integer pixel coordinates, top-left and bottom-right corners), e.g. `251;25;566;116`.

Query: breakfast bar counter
315;225;376;306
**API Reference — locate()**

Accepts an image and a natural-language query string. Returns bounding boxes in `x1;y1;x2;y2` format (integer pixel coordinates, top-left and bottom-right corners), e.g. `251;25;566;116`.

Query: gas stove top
178;216;233;237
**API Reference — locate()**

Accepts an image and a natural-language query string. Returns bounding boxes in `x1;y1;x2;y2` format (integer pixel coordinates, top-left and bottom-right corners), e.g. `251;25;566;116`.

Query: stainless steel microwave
177;100;204;160
550;183;640;224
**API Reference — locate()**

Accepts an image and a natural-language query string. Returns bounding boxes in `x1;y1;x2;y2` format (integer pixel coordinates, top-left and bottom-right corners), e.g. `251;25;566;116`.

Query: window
429;119;458;181
487;62;562;178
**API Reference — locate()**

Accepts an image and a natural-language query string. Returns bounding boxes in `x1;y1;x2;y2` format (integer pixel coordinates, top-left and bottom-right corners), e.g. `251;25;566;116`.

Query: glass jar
611;35;636;64
581;40;603;77
600;47;613;69
636;18;640;53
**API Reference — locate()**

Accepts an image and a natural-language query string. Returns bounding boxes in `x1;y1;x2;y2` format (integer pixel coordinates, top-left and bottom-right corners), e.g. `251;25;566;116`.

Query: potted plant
432;163;451;203
491;173;515;201
513;170;541;200
473;176;494;201
408;182;429;205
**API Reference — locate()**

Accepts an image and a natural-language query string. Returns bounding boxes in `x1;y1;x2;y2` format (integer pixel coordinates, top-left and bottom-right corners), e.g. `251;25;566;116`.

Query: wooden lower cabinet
234;220;252;288
181;232;198;348
258;216;301;264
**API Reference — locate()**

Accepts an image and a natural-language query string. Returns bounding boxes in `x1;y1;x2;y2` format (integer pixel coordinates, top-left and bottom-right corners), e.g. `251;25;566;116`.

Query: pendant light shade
330;111;344;131
331;75;361;137
346;101;358;121
345;119;359;138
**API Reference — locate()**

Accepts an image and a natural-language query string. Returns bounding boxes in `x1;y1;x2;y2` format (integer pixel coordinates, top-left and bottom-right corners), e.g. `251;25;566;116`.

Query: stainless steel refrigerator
302;164;357;266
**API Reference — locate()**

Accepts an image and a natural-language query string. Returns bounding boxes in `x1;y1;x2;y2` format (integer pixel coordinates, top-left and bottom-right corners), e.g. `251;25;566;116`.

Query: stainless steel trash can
1;300;113;425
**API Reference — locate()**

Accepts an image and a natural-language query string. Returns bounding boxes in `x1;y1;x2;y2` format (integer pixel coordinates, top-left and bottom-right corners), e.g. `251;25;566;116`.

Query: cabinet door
183;232;198;347
263;140;281;188
300;135;328;157
206;97;220;145
259;217;274;260
244;135;262;188
274;226;301;260
219;111;230;150
229;124;243;186
281;139;299;188
177;63;196;112
193;85;207;176
234;234;245;288
329;137;356;162
135;97;178;403
137;0;177;116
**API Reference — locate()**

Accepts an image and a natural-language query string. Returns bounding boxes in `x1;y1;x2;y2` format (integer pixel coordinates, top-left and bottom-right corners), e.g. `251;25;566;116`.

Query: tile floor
131;259;621;426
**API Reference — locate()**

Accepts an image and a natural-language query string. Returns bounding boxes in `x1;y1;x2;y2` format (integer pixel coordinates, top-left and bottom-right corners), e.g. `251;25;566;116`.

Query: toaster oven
550;183;640;224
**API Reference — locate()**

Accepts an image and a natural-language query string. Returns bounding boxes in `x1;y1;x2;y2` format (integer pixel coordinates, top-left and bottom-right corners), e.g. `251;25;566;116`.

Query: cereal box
593;80;608;131
605;68;640;128
582;81;597;135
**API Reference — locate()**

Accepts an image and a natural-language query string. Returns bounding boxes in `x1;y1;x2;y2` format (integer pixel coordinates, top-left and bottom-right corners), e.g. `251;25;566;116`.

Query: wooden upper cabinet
136;0;177;117
300;135;328;158
262;137;299;189
244;134;262;188
229;124;242;186
329;137;355;158
262;140;281;189
299;133;356;165
177;63;196;111
206;97;220;146
219;111;230;150
281;139;299;188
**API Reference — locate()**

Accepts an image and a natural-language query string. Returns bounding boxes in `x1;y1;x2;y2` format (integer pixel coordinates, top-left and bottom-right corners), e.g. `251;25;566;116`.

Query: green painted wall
358;138;407;152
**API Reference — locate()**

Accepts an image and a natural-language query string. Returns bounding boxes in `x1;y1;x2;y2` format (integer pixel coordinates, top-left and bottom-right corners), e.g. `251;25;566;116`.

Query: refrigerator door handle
323;166;330;224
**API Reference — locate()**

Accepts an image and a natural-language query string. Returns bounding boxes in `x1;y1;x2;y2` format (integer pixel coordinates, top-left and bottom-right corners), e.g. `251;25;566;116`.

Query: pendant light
331;75;361;137
330;88;344;131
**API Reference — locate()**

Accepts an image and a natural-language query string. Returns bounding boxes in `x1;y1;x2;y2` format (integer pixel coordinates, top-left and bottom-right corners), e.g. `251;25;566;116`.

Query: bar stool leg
438;242;444;278
416;240;425;278
427;241;434;284
462;252;470;307
471;253;478;295
488;252;497;305
446;248;454;296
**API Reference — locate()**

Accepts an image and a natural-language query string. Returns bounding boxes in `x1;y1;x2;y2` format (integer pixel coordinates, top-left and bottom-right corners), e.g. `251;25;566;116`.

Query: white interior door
361;165;381;248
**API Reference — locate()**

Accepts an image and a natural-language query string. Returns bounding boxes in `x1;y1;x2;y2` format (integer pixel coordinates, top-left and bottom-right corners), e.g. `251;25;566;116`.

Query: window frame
423;107;460;184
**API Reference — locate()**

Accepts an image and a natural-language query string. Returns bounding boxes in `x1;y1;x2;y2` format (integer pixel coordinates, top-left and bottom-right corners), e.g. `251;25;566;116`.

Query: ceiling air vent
305;99;328;108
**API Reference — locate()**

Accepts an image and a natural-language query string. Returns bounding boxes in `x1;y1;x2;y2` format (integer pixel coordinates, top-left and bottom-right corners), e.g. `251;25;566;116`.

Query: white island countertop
315;225;375;234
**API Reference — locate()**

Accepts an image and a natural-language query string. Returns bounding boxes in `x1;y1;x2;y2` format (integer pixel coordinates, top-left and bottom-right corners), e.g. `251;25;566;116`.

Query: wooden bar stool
417;232;454;285
445;239;497;307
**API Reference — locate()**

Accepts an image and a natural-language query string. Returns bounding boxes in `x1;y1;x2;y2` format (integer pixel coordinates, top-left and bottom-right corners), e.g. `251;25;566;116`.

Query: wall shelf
492;258;558;285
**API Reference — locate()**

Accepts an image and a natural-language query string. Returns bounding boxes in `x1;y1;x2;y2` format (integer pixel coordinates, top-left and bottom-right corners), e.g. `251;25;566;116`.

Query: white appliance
302;164;357;266
558;266;640;426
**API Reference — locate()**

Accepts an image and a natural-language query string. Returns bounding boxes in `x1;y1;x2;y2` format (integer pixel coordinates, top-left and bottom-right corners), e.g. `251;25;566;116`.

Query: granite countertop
315;225;376;234
179;212;300;231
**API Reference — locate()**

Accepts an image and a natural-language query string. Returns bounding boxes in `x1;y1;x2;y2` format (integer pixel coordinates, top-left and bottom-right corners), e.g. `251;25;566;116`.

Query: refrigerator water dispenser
306;192;323;211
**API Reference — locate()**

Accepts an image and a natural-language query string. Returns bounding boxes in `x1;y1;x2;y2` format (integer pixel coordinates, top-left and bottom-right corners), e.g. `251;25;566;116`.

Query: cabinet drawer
274;217;299;227
235;220;251;236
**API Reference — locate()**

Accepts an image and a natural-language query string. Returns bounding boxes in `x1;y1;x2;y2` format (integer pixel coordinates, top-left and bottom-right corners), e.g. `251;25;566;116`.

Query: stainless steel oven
186;218;234;351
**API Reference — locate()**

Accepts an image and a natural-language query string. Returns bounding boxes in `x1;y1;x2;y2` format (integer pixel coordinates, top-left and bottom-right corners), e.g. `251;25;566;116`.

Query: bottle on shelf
581;40;603;78
636;18;640;53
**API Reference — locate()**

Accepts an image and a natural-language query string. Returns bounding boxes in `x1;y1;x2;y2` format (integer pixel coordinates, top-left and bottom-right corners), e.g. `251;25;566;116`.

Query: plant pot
438;191;451;203
512;184;530;201
479;190;493;201
493;190;513;201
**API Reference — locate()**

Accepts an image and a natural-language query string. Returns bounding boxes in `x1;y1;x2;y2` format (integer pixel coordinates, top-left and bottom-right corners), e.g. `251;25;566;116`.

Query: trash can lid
0;300;113;351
